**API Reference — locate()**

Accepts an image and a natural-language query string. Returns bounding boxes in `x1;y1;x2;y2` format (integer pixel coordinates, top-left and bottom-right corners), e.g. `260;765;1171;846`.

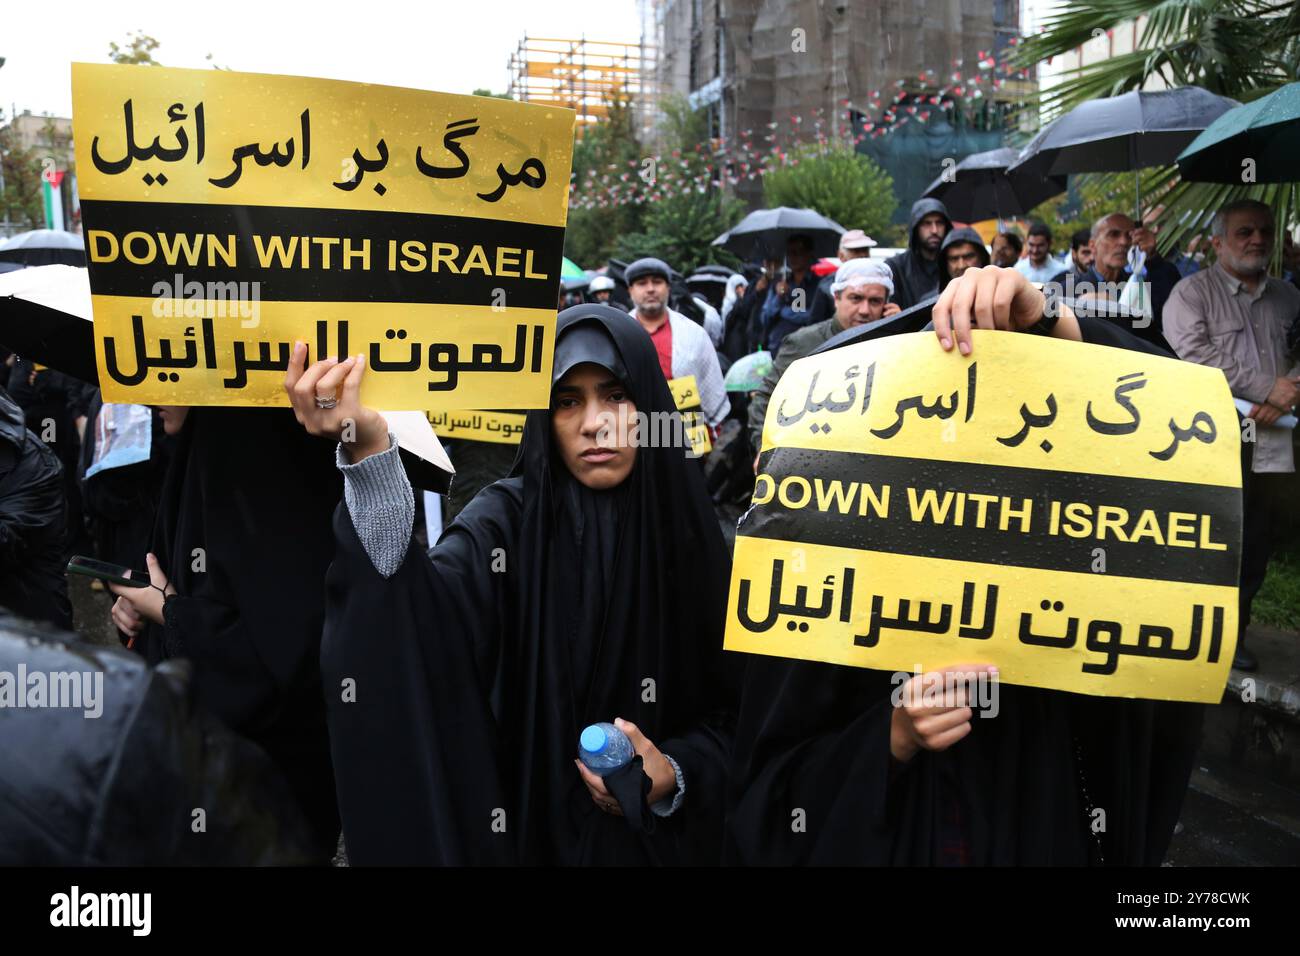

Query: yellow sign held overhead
725;331;1242;703
72;63;575;409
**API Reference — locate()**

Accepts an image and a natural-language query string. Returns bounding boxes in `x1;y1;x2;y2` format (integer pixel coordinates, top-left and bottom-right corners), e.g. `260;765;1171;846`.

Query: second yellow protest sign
668;375;712;457
725;330;1242;703
73;63;575;410
429;410;527;444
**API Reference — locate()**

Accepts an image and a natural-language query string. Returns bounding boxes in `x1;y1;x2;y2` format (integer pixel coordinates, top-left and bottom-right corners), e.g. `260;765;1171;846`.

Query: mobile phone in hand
67;555;151;588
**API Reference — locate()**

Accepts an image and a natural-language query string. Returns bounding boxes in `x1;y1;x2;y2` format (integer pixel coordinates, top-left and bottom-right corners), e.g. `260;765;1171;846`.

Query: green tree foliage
563;92;645;268
108;31;225;70
605;93;744;271
613;187;745;272
108;31;162;65
1013;0;1300;262
762;145;897;238
0;113;45;230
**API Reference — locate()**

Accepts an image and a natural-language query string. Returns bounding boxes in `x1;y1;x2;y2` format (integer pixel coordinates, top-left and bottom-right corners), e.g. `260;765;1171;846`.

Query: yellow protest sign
72;63;575;410
725;331;1242;703
429;410;527;444
668;374;712;456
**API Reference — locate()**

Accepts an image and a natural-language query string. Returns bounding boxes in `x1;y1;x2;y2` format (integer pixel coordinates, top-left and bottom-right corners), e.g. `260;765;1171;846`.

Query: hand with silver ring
284;343;389;463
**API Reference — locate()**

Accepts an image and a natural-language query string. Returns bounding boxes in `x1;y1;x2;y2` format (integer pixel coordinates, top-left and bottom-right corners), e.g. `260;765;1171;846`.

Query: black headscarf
321;304;736;864
143;406;342;861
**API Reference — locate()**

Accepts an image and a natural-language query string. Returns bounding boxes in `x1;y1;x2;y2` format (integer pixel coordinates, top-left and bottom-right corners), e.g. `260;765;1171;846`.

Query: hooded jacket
886;198;953;311
939;226;992;290
0;388;71;629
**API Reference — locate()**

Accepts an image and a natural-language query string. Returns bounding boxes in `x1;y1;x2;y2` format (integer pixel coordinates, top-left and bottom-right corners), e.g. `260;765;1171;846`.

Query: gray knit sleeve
650;754;686;817
335;433;414;578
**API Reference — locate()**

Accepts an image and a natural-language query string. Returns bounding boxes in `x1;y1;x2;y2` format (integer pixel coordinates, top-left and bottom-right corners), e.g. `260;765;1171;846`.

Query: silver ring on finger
314;394;338;409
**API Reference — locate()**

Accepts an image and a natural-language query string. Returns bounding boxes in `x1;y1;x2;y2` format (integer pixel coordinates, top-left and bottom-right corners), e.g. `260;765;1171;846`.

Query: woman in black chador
285;304;735;865
726;268;1206;866
107;404;343;863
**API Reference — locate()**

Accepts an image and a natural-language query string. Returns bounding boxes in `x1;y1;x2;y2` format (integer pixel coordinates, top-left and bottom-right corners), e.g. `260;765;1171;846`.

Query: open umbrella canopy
723;349;774;393
712;206;845;259
1009;87;1239;179
686;273;730;285
0;264;98;383
1177;82;1300;184
690;264;737;279
923;147;1067;222
0;265;455;491
560;257;585;280
809;295;1152;357
0;229;86;267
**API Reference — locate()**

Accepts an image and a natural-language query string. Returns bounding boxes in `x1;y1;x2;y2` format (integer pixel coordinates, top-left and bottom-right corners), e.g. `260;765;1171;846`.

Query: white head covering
831;257;894;297
721;273;748;320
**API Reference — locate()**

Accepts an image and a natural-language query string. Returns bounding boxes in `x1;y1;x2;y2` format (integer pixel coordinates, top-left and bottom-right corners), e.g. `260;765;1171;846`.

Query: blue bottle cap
580;725;607;754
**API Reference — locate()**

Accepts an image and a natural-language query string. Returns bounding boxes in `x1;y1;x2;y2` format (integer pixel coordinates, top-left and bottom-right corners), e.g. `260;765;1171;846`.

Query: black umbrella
809;295;1152;356
690;264;738;278
0;264;99;383
0;266;456;492
712;207;845;260
1008;87;1239;217
810;296;939;355
0;229;86;267
922;147;1067;222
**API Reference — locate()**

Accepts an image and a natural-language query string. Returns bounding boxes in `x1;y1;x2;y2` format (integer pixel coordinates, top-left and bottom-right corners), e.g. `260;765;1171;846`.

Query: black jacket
886;198;953;310
0;388;71;629
0;614;318;864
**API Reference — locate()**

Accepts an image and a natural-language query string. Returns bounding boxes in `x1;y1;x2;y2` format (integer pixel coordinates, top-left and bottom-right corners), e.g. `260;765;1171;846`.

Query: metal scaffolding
506;36;654;134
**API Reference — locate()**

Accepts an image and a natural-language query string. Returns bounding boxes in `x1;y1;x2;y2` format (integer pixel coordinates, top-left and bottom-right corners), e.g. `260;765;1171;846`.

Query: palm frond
1016;0;1300;265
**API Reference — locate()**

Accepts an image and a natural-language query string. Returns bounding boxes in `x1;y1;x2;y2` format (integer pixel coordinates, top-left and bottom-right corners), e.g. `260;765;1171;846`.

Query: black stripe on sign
79;200;565;309
745;447;1241;587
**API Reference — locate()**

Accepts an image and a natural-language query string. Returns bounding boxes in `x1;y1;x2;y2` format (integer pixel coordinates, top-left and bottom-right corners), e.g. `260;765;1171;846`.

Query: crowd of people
1;183;1298;865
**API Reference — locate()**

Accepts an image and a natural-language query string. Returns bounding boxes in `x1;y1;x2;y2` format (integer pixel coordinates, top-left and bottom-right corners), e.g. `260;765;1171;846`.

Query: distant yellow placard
668;374;712;456
72;63;575;409
726;331;1243;703
429;410;527;444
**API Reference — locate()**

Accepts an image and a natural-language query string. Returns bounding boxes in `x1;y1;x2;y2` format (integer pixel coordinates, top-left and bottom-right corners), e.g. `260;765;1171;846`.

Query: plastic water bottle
578;722;634;776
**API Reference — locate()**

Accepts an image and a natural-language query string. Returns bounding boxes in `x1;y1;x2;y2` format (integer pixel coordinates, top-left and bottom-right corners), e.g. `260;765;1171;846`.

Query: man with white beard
1164;199;1300;672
